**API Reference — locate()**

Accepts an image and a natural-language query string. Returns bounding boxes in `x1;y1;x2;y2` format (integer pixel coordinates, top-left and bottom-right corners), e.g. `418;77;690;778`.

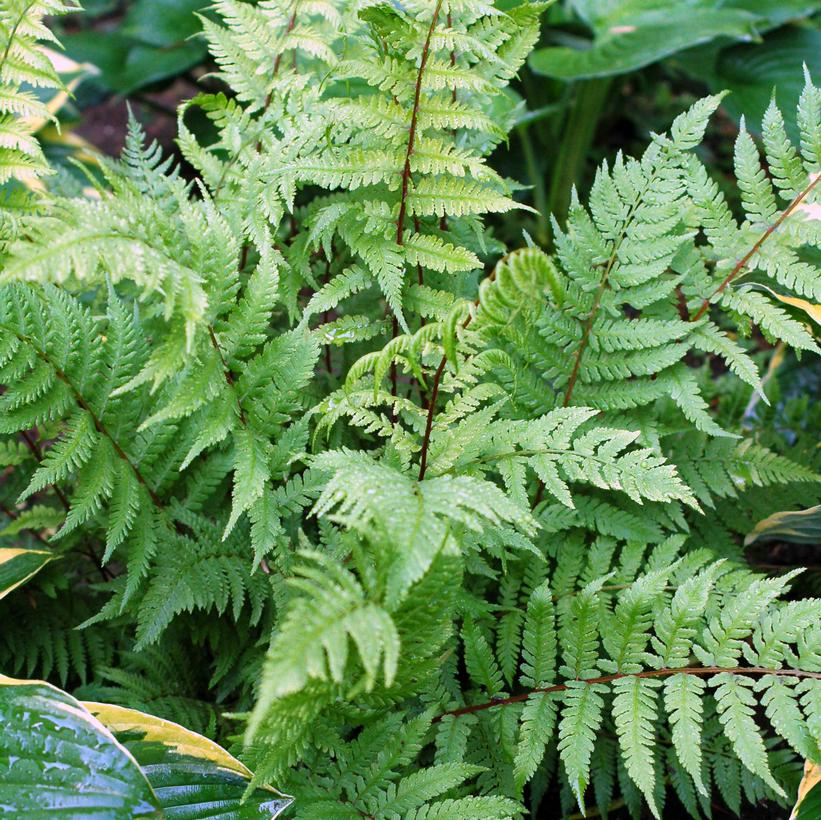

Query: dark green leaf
61;31;206;94
798;781;821;820
0;547;54;599
122;0;208;47
530;6;758;80
681;27;821;141
0;676;160;817
745;505;821;546
87;703;293;819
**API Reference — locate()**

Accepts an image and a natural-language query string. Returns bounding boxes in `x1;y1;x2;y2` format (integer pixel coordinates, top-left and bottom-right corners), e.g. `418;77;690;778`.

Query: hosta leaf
0;505;63;537
763;290;821;326
530;6;757;80
61;30;207;96
682;27;821;141
0;675;160;817
793;763;821;820
745;505;821;546
86;703;293;819
0;546;54;600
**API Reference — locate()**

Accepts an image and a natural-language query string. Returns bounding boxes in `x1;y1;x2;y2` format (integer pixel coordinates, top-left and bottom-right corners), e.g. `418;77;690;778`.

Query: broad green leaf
745;505;821;546
0;546;54;600
61;31;206;95
793;762;821;820
22;47;97;135
530;6;757;80
721;0;820;25
86;703;293;819
570;0;815;30
121;0;207;47
798;783;821;820
681;27;821;141
0;675;160;817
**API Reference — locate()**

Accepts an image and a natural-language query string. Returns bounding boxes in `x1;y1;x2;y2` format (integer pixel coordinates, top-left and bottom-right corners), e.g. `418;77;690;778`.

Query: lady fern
0;1;820;818
0;0;75;184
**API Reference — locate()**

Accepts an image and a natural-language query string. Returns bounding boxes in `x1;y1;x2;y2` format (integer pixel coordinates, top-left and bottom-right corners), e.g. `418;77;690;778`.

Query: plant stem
208;325;247;424
418;353;448;481
392;0;444;421
547;78;611;239
562;182;645;407
0;502;49;548
691;172;821;322
20;430;70;511
433;666;821;722
416;249;515;481
518;123;549;245
1;498;110;580
395;0;444;249
562;274;607;407
272;3;299;78
8;327;163;507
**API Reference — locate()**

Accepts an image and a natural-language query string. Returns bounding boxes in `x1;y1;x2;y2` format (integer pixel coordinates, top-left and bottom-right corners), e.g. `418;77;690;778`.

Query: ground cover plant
0;1;820;818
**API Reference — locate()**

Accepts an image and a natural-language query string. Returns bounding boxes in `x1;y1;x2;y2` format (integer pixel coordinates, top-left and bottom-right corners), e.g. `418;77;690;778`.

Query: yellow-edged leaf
86;703;252;777
791;760;821;820
0;546;54;599
757;286;821;327
21;47;98;133
745;505;821;546
0;675;161;816
85;703;293;819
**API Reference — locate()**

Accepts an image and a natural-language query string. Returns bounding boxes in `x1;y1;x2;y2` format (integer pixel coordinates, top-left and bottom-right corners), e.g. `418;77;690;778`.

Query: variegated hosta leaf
0;546;54;600
745;505;821;546
86;703;293;819
0;675;161;817
792;761;821;820
0;675;292;819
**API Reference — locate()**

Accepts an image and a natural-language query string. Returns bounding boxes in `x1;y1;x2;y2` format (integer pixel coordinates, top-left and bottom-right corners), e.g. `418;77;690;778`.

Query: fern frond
0;0;75;184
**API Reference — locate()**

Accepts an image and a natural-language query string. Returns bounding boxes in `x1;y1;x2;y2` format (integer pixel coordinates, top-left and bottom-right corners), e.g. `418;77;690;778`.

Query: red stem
391;2;443;417
20;430;70;511
433;666;821;722
273;6;299;77
14;334;164;508
390;316;399;422
562;279;606;407
417;258;508;481
208;325;247;425
413;216;425;287
675;285;690;321
254;5;298;153
418;353;448;481
395;0;444;248
0;502;49;548
1;493;110;580
691;172;821;322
